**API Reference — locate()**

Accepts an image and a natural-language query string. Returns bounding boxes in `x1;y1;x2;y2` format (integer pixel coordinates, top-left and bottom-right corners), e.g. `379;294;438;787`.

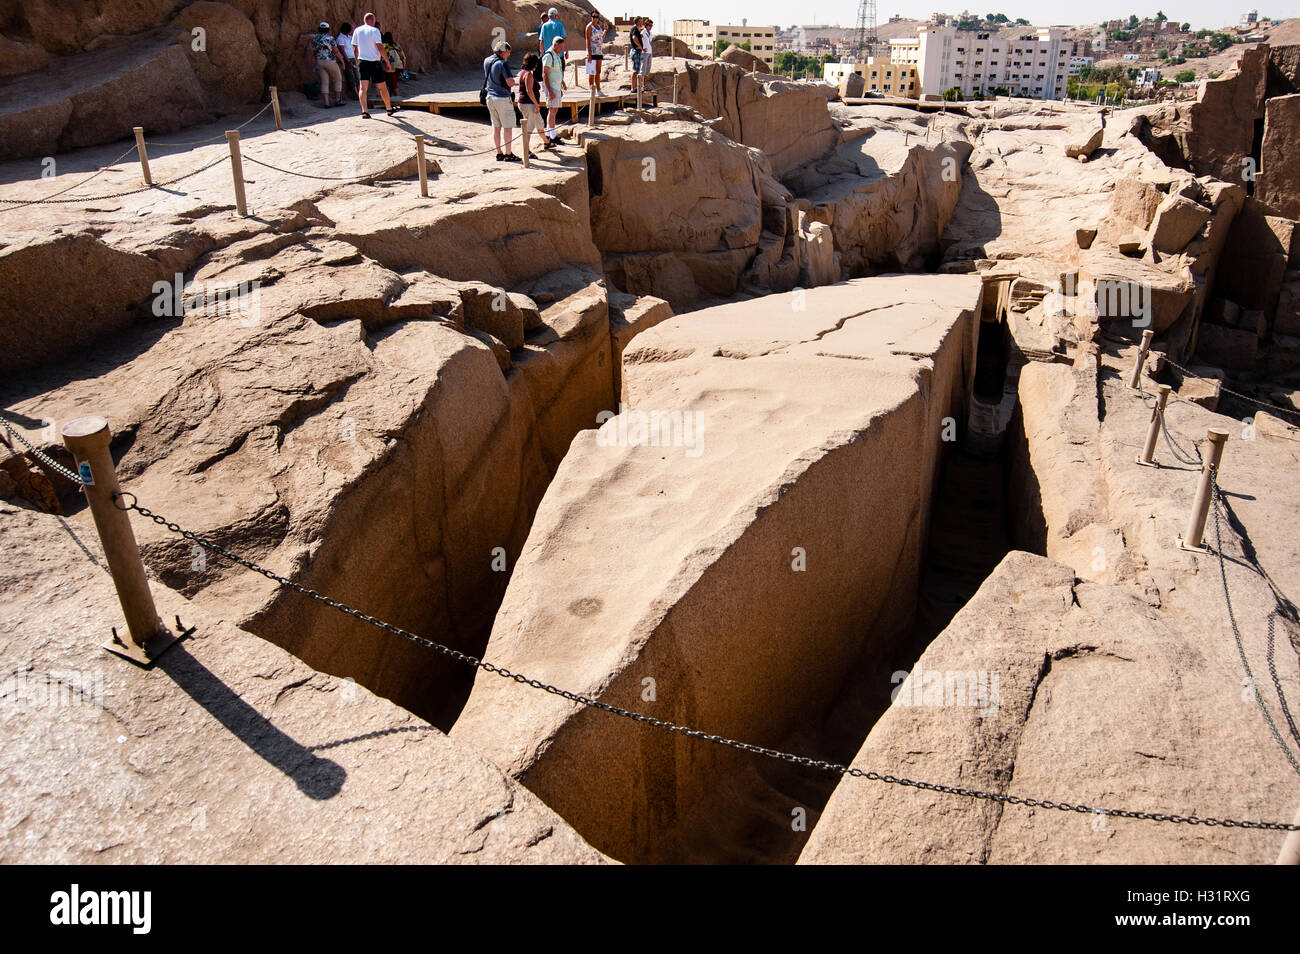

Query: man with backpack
539;7;565;54
542;35;567;148
483;40;520;161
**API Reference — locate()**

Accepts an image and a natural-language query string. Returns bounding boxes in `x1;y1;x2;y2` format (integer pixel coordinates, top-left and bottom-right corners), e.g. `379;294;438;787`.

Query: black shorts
591;54;604;61
359;59;385;82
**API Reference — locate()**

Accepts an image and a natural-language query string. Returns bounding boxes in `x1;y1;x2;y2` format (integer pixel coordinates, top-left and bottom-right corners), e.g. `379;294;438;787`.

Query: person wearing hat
483;40;520;161
539;7;565;55
306;22;346;108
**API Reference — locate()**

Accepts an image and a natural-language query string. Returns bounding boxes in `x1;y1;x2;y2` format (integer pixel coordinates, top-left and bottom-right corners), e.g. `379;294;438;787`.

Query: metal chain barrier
0;154;229;209
1138;387;1203;466
1211;476;1300;778
0;143;139;211
1266;609;1300;749
102;490;1299;831
1165;355;1300;422
0;415;85;486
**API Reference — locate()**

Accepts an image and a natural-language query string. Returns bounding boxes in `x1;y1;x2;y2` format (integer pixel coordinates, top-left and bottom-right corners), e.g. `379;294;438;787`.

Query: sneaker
495;152;505;161
503;153;522;163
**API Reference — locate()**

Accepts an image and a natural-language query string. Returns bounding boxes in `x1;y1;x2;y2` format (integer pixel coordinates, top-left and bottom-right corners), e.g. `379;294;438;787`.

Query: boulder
443;0;514;68
1196;321;1258;371
651;35;699;59
1078;253;1196;333
452;275;983;863
839;71;865;99
1214;198;1292;316
1257;93;1300;220
1148;193;1212;253
1109;178;1166;232
669;62;838;177
585;120;763;309
1276;280;1300;336
608;291;672;399
172;1;267;111
719;44;768;73
1064;117;1103;159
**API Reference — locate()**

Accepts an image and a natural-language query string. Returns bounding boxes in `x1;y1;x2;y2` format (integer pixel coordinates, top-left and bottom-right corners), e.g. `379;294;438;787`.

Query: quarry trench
1;93;1033;862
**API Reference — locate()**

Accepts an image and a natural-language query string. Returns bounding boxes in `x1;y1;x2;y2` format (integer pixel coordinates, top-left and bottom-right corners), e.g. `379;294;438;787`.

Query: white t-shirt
336;32;354;59
353;24;383;61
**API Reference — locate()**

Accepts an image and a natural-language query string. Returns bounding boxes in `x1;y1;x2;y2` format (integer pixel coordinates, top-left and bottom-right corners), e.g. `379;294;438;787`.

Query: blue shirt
483;54;513;97
540;18;566;52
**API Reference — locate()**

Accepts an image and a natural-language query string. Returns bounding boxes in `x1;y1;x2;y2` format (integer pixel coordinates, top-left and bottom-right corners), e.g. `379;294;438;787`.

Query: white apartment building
673;19;778;67
1069;55;1094;74
889;25;1069;99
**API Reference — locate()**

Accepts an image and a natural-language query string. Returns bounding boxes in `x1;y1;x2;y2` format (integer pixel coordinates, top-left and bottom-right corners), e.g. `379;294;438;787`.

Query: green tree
1175;69;1196;82
1128;14;1140;28
1210;32;1233;51
1180;22;1190;31
942;86;961;101
1015;18;1029;25
1156;10;1167;21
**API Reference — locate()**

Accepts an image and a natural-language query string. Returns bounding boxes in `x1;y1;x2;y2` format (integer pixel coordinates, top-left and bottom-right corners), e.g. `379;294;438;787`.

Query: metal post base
1176;537;1209;554
104;615;193;668
1135;457;1160;468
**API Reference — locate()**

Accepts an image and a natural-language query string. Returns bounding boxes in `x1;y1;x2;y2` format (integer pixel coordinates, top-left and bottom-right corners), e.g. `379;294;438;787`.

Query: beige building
823;57;920;97
673;19;778;67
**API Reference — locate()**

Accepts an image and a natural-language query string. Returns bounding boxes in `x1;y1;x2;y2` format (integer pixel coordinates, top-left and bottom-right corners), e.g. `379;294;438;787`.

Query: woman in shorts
517;52;546;159
585;11;606;96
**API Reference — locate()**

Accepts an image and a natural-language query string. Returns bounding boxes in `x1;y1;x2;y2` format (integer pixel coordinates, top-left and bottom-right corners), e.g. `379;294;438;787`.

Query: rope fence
3;395;1299;834
0;72;689;214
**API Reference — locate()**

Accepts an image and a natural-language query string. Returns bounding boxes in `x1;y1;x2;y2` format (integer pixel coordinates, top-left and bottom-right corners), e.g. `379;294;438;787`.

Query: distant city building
672;19;778;67
1068;55;1094;75
1241;10;1259;28
823;56;919;97
1136;66;1161;86
890;24;1068;99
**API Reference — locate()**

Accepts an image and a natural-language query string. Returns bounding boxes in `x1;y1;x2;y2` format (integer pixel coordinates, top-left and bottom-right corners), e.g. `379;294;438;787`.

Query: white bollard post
1179;429;1229;551
1129;329;1155;389
1137;384;1171;466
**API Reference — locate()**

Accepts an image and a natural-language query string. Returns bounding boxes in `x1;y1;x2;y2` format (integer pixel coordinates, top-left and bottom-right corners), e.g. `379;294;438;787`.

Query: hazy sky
635;1;1300;33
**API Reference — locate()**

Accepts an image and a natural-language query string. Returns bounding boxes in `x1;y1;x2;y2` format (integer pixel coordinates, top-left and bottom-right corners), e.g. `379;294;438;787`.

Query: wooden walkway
396;88;658;124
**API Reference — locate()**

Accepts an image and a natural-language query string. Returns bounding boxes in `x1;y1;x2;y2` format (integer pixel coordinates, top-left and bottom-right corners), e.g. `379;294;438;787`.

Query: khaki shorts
316;58;342;95
487;94;517;128
519;103;543;133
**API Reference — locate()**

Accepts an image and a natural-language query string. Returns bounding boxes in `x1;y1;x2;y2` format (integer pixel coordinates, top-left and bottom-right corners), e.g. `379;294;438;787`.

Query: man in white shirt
352;12;393;117
337;23;360;97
